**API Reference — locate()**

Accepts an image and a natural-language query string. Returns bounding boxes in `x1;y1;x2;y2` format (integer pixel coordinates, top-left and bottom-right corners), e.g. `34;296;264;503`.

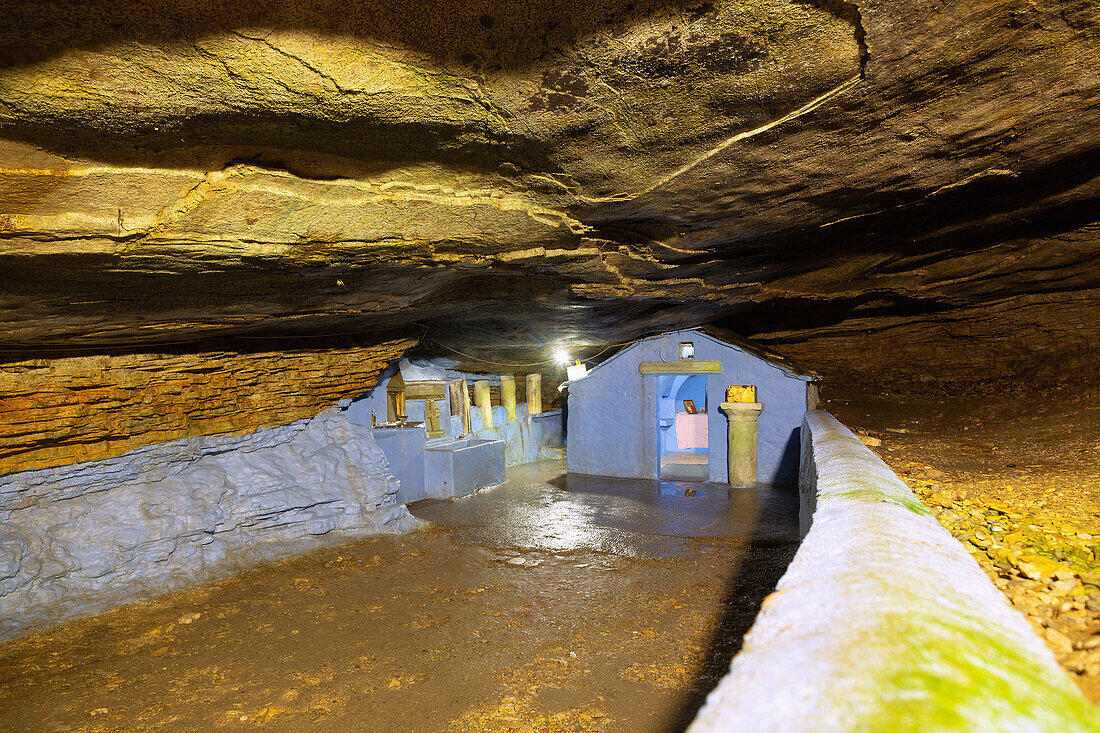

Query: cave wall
0;408;416;641
766;292;1100;393
744;220;1100;391
0;337;417;475
0;336;423;638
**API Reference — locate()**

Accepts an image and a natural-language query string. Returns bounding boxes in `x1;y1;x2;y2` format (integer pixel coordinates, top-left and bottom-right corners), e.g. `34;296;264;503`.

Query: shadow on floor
665;493;801;732
414;460;803;730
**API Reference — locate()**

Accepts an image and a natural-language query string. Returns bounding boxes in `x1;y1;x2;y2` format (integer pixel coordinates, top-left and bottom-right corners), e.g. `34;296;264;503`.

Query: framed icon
683;399;698;414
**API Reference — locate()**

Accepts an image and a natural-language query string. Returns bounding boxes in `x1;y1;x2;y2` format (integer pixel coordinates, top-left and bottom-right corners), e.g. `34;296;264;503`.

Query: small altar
371;425;505;504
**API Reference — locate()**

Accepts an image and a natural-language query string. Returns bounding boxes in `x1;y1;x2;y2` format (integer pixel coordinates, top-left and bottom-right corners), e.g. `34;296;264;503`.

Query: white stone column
526;373;542;415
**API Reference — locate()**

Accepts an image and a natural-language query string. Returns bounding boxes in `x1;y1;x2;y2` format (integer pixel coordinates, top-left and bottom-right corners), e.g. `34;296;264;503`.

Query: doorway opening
657;374;709;481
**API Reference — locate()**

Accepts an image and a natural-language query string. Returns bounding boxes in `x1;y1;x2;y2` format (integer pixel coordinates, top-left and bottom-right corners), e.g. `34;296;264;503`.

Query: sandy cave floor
0;463;799;733
829;386;1100;705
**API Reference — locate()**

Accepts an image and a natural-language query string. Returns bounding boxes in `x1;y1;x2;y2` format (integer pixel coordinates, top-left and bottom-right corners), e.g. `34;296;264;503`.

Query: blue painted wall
567;330;810;485
426;438;507;498
371;427;427;504
346;360;399;428
345;359;456;435
346;359;564;501
463;402;563;465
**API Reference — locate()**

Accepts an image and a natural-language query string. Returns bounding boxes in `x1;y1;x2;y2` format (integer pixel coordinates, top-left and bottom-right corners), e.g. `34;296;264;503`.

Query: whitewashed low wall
0;409;416;641
689;410;1100;732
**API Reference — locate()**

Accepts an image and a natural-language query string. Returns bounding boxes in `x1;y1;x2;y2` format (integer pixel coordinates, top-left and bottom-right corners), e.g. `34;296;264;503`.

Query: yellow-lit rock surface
0;0;1094;388
0;337;416;474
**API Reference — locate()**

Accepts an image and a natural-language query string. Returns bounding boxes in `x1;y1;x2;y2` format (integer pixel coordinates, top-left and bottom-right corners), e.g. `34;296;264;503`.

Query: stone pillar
526;373;542;415
501;375;517;422
448;380;462;429
473;380;493;429
461;380;473;433
720;402;765;487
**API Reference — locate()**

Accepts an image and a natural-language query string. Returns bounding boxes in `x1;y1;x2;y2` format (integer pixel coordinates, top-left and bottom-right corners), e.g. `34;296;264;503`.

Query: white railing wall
688;410;1100;732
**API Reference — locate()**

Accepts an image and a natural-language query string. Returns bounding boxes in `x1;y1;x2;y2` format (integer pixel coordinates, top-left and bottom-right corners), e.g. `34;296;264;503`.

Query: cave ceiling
0;0;1097;383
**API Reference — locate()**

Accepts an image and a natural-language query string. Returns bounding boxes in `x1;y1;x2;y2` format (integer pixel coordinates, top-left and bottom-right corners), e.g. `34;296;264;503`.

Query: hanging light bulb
553;348;571;366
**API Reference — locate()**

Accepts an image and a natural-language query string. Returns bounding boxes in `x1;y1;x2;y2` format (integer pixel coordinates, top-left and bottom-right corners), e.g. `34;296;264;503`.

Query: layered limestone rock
0;337;416;473
1;0;1094;386
0;408;417;641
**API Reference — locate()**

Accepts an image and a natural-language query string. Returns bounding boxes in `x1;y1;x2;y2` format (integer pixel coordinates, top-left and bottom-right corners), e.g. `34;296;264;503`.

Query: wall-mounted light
553;348;571;366
566;363;588;381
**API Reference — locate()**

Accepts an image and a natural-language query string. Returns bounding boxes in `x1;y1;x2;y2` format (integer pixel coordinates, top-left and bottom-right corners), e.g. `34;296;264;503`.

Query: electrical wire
658;333;672;362
426;340;558;368
0;320;628;372
0;323;429;354
577;340;631;363
427;338;632;370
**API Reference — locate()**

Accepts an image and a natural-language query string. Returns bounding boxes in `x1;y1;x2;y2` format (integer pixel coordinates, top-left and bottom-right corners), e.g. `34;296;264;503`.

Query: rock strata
0;337;416;474
0;0;1095;387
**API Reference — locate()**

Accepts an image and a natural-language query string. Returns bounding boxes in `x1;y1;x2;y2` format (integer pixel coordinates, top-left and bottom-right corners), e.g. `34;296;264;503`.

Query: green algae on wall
849;610;1100;732
830;487;933;517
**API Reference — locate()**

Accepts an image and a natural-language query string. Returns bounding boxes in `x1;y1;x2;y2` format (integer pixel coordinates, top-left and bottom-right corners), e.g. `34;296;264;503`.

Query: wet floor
0;460;799;733
411;462;797;558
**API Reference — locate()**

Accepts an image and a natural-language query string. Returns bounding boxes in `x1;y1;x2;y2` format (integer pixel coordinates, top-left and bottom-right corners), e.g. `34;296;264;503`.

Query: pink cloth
675;412;708;450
